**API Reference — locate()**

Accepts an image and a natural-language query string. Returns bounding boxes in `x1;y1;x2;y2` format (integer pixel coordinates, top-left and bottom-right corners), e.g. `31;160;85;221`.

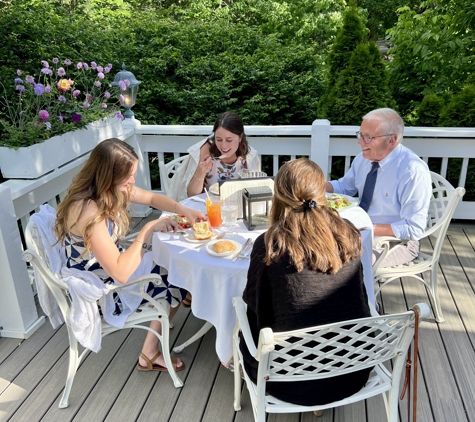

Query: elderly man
326;108;432;267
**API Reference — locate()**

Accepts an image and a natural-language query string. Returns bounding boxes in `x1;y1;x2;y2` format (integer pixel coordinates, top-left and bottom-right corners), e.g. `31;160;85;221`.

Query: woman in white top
185;112;261;198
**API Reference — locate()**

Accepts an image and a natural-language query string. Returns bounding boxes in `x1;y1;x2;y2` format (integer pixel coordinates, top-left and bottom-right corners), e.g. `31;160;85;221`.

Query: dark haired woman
168;111;261;201
240;158;372;409
55;138;205;372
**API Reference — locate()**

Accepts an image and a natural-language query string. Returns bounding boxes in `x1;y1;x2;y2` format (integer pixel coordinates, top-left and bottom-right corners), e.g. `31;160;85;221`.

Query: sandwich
193;221;213;240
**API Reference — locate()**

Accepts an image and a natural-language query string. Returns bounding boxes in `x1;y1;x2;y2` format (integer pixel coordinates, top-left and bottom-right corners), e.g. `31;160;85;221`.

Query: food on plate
326;194;352;210
212;240;236;254
193;221;213;240
169;214;191;229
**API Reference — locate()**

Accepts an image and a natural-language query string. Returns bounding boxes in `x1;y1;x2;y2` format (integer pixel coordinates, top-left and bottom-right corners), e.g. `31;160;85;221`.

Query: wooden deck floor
1;219;475;422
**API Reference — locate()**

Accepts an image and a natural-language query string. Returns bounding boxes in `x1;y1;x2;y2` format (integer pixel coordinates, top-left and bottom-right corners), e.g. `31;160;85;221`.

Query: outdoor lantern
111;63;141;118
242;186;273;231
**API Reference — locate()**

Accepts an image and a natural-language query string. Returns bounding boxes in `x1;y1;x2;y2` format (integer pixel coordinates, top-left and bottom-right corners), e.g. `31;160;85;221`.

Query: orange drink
207;197;222;227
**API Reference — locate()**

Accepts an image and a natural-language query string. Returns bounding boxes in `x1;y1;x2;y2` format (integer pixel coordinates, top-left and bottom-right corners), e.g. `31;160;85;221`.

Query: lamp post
111;63;141;119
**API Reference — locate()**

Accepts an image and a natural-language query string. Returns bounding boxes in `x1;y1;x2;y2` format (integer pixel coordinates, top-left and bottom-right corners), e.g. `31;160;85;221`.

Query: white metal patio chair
373;171;465;322
232;296;430;422
158;155;189;196
22;219;183;409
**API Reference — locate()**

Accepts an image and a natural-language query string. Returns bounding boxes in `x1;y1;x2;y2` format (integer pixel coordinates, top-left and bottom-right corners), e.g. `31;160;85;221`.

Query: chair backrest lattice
264;313;415;382
158;155;189;195
424;172;465;244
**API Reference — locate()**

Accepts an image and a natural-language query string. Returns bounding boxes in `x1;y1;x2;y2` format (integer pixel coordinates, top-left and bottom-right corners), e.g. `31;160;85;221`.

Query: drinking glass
207;196;222;228
221;198;238;234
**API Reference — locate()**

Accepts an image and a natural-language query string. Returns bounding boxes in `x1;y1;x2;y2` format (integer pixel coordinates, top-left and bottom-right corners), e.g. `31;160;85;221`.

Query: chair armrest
233;296;258;357
373;236;409;271
108;273;163;292
413;302;431;320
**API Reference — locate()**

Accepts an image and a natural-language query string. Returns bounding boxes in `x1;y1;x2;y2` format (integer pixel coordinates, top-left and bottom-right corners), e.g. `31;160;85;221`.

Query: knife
194;231;225;250
232;238;252;262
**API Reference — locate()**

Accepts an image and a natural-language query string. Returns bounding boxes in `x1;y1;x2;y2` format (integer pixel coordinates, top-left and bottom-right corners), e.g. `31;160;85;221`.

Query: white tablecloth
152;194;374;364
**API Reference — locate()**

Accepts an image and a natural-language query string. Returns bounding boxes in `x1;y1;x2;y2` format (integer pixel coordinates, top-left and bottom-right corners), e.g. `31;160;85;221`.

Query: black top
240;232;372;406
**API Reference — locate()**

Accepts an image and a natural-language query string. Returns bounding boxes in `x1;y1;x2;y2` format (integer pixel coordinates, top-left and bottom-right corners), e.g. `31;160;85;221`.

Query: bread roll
213;240;236;254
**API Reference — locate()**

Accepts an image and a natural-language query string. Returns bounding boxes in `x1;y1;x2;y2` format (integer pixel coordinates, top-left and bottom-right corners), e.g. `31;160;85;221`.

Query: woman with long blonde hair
240;158;371;407
55;138;205;371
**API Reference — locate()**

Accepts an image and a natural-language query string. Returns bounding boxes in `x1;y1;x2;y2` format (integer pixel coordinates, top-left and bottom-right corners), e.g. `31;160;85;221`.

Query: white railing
1;118;474;339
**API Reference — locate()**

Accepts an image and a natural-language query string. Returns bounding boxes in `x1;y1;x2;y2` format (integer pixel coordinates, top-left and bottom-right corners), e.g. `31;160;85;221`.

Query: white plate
183;229;218;243
326;193;359;212
209;183;220;195
205;239;242;257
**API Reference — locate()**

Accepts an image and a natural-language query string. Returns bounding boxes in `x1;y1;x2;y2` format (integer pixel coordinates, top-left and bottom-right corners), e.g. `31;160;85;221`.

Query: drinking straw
204;187;211;201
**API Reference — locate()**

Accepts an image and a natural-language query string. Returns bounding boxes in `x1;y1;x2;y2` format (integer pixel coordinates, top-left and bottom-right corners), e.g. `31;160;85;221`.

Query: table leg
173;321;213;353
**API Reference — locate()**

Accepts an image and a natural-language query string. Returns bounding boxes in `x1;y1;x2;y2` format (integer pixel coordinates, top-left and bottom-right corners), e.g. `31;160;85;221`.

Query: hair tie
303;199;317;210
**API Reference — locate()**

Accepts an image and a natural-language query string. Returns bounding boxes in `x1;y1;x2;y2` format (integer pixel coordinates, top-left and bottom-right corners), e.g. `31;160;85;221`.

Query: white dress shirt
330;144;431;240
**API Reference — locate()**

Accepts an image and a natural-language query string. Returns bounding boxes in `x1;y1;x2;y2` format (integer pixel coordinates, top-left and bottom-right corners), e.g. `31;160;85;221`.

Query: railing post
0;185;45;338
122;118;153;218
311;119;331;179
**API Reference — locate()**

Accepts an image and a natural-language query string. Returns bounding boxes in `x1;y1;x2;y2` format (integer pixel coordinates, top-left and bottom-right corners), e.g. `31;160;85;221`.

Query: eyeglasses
356;131;393;144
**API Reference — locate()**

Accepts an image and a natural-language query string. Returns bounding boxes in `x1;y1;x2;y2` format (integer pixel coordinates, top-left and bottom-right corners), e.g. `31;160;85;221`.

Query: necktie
359;162;380;212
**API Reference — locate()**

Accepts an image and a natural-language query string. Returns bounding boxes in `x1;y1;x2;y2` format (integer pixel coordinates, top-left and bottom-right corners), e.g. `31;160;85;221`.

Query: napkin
155;232;183;241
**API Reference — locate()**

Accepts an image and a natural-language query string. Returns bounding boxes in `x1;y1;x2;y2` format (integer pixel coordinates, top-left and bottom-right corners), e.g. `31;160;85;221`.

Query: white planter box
0;116;123;179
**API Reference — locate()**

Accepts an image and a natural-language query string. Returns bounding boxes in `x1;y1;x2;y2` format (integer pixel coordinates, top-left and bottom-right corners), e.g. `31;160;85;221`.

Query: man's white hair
363;108;404;144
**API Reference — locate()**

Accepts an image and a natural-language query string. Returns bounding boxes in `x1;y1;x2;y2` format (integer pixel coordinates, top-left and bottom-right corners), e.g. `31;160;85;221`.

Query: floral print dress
204;156;247;190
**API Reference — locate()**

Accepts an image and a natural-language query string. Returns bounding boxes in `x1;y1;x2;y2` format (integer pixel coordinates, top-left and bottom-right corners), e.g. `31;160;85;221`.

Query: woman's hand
197;154;213;178
181;207;207;225
150;217;180;233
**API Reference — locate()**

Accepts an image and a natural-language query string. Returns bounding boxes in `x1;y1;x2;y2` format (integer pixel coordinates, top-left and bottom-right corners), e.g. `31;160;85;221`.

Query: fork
232;238;253;262
194;232;225;250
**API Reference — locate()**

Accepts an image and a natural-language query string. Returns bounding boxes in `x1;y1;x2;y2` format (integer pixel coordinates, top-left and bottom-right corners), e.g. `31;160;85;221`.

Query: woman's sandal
137;352;185;372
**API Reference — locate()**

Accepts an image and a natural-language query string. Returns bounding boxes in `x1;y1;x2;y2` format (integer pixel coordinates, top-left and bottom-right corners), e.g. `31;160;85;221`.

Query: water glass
221;200;238;233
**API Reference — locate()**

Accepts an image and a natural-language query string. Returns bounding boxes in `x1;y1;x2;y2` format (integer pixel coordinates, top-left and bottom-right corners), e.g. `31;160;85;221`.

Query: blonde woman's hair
264;158;362;274
54;138;138;253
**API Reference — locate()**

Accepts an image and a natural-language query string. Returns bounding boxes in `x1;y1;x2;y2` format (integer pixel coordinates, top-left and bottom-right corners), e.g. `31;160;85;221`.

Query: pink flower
76;62;83;69
97;72;104;80
83;102;90;109
94;81;101;87
39;110;49;121
101;103;107;109
73;89;81;97
57;78;74;92
86;94;92;102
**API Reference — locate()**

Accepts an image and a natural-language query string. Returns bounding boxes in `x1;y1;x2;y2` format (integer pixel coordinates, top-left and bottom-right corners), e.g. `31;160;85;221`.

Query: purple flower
101;103;107;109
58;95;67;103
14;78;23;84
83;102;90;109
108;63;112;69
41;60;49;68
97;72;104;80
125;79;131;87
34;83;45;95
104;65;111;74
39;110;49;121
41;68;53;75
97;66;103;73
57;67;66;77
120;94;125;103
91;61;97;69
118;80;126;91
76;62;83;69
104;91;111;99
45;122;52;130
52;57;59;64
71;113;82;123
16;69;22;76
16;85;25;92
59;112;64;123
94;81;101;87
45;85;51;93
86;93;92;102
72;89;81;97
83;63;89;71
64;59;72;66
116;111;124;121
25;75;35;84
